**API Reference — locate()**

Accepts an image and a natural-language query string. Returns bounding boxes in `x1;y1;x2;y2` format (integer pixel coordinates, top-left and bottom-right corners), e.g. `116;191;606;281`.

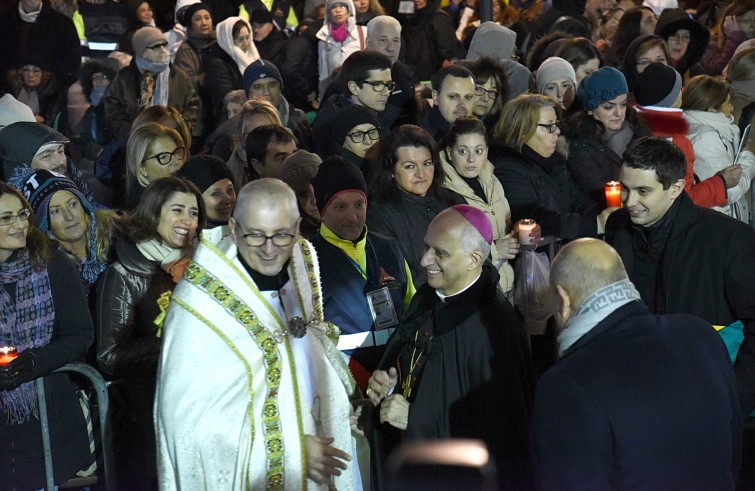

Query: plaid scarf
0;249;55;424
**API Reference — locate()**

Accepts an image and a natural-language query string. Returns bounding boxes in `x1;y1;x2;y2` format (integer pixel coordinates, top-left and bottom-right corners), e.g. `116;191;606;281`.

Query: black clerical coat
377;263;535;489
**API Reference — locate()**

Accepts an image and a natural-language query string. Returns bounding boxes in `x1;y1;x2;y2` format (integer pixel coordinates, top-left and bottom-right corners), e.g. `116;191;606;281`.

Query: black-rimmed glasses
475;86;499;98
0;209;31;226
233;219;298;247
144;147;185;165
346;127;380;144
146;41;169;51
360;80;396;92
537;121;560;134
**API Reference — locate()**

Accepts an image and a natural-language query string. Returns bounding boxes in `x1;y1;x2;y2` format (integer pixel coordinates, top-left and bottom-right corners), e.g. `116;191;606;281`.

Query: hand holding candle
0;347;17;366
605;181;622;208
518;219;537;245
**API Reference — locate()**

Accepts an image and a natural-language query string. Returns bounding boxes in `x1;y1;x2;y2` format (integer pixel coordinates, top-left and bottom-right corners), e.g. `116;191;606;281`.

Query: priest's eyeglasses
537;121;561;134
144;147;186;165
0;209;31;226
237;227;297;247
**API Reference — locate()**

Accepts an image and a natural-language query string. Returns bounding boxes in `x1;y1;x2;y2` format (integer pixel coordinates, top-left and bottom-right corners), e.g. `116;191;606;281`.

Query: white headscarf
216;17;260;75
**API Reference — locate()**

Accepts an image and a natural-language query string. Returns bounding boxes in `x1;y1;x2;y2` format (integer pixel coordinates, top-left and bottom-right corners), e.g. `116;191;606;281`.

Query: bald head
550;239;628;308
234;178;298;222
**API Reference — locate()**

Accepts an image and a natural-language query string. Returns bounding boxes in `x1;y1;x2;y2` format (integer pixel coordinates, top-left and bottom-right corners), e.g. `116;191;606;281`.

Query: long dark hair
0;182;53;269
364;125;452;203
561;105;650;140
121;176;207;243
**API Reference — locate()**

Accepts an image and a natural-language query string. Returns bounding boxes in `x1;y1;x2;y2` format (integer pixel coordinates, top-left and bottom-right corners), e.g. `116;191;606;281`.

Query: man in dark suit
535;238;741;490
604;136;755;419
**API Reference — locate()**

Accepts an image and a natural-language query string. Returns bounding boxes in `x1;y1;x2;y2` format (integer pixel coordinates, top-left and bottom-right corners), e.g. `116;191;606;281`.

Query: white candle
519;219;536;245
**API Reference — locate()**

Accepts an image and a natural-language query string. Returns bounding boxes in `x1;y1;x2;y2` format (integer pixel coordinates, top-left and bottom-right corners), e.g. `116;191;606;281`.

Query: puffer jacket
103;59;199;139
684;109;755;222
440;154;516;293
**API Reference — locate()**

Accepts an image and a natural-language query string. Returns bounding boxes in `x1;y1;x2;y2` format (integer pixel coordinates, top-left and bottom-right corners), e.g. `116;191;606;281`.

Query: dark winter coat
398;0;460;83
535;301;741;490
0;1;81;87
605;192;755;418
204;47;244;124
256;30;319;110
491;143;598;240
0;250;94;491
377;262;536;490
103;60;199;139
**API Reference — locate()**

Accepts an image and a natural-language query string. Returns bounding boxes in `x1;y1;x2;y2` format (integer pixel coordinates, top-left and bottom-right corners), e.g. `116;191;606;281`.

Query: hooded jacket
654;8;710;80
467;22;517;62
621;34;668;91
315;0;364;98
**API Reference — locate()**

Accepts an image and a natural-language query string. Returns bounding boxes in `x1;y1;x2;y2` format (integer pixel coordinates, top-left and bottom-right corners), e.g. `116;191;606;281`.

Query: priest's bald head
550;238;628;329
421;205;492;296
229;178;301;276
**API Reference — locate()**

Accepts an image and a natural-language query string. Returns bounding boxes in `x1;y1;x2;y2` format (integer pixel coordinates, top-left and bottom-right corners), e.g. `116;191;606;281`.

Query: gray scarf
602;121;634;158
557;279;641;356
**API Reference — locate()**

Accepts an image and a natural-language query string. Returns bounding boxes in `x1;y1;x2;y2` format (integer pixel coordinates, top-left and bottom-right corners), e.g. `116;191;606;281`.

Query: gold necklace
402;330;431;399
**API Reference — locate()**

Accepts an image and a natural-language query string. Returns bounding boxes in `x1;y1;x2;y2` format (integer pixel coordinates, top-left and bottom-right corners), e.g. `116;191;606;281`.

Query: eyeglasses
360;80;396;92
667;34;691;43
475;86;498;98
346;127;380;143
146;41;169;51
537;121;560;133
143;146;185;165
234;221;298;247
0;209;31;227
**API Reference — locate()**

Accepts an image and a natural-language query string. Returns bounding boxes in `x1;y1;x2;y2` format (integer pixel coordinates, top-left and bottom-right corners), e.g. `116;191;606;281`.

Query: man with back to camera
534;238;741;489
604;136;755;419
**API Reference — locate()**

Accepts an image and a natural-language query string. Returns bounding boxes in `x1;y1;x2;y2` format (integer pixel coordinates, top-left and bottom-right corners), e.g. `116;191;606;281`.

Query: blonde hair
236;97;282;141
126;122;184;180
132;105;192;150
492;94;558;151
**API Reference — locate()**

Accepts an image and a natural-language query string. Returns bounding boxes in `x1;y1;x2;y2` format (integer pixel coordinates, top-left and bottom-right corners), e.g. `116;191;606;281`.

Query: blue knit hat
243;59;283;96
577;67;629;110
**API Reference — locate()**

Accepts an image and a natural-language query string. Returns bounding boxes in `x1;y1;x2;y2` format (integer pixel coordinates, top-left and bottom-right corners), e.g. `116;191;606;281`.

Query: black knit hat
250;9;274;24
176;154;234;193
179;2;211;27
634;62;683;107
331;105;380;151
311;156;367;213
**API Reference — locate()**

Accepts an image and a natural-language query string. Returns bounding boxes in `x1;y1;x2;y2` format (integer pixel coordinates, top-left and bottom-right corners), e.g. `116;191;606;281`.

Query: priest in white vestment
155;178;357;490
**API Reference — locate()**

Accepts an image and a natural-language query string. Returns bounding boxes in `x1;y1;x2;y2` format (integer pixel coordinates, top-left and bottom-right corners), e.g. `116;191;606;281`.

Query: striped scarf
0;249;55;424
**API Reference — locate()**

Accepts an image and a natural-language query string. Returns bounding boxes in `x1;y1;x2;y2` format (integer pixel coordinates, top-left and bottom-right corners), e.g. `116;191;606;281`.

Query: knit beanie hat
536;57;577;94
467;22;517;62
280;150;322;192
578;67;629;110
174;0;201;23
179;2;211;28
0;94;36;129
177;154;234;193
8;168;106;289
243;59;283;95
634;62;683;107
132;27;168;57
311;156;367;213
331;105;380;148
451;204;493;244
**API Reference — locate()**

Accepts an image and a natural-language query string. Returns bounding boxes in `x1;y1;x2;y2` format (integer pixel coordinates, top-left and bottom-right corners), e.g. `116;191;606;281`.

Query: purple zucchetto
450;204;493;245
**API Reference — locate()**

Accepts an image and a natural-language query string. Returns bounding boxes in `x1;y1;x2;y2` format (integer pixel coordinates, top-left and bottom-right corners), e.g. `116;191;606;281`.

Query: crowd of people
1;0;755;488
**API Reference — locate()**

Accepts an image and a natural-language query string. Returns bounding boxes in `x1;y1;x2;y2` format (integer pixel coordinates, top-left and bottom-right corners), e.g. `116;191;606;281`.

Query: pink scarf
331;22;349;43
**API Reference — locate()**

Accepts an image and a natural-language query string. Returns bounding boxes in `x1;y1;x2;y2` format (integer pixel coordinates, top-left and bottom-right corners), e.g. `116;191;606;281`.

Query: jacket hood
683;109;737;142
467;22;517;62
216;16;259;65
324;0;356;25
654;8;710;73
622;34;665;89
0;122;69;167
79;58;121;100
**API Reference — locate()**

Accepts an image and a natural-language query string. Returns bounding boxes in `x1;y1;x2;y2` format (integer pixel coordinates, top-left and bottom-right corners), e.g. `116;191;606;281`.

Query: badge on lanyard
398;0;415;13
366;286;399;330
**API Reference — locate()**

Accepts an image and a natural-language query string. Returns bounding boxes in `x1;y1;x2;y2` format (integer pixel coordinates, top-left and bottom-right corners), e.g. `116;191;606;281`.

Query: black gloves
0;351;37;391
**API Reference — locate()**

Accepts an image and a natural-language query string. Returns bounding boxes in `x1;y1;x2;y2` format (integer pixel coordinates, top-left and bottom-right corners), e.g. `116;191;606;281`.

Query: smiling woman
96;176;205;489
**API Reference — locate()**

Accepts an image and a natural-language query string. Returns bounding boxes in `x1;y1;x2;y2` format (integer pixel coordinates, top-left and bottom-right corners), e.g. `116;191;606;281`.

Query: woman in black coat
364;125;463;286
0;182;94;489
562;67;650;208
490;94;608;241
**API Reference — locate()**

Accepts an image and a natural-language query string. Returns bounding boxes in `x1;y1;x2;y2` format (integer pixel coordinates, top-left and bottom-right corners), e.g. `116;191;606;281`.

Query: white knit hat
0;94;35;129
536;57;577;94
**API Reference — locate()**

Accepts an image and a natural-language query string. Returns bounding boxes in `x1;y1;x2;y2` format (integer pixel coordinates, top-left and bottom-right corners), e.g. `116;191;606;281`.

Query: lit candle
0;346;17;366
519;219;536;245
605;181;622;208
